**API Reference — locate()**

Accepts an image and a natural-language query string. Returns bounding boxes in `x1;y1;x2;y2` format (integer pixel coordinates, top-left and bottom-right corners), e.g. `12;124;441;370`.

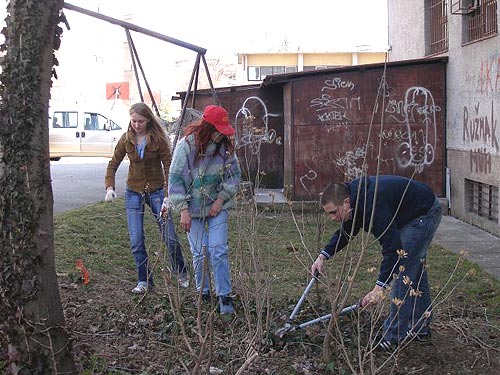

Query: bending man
311;175;442;352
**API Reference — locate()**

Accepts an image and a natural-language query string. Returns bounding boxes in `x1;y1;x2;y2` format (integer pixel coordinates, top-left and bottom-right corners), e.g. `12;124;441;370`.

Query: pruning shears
276;272;360;338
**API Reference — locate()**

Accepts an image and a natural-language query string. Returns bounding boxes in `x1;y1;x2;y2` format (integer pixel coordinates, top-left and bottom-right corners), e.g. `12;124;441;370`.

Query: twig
73;330;119;336
234;351;259;375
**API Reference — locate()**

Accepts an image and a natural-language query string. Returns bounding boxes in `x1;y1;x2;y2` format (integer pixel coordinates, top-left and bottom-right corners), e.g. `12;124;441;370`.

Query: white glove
161;197;170;217
105;189;117;202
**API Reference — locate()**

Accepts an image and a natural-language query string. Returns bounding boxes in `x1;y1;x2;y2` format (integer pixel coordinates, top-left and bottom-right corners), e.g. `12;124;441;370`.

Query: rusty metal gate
181;57;447;201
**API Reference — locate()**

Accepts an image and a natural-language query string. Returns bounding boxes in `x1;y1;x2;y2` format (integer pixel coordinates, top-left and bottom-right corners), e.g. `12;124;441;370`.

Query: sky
0;0;388;117
1;0;389;59
64;0;389;55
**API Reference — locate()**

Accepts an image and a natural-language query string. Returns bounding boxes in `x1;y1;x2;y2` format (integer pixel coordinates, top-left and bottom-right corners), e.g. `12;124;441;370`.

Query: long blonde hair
128;102;167;144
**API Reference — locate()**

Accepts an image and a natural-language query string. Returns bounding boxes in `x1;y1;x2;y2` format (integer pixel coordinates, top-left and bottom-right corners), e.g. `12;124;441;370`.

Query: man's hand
180;209;191;232
362;285;386;307
311;254;326;275
209;198;224;217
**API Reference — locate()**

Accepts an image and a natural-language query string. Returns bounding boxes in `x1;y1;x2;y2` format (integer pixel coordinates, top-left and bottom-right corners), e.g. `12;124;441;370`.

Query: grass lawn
54;199;500;374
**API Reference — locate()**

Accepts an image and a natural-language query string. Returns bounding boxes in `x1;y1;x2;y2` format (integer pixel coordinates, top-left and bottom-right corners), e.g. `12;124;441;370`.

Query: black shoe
219;295;235;315
194;291;211;308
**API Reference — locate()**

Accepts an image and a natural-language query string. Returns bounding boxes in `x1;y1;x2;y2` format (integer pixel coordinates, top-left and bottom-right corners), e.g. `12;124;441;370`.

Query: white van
49;108;127;160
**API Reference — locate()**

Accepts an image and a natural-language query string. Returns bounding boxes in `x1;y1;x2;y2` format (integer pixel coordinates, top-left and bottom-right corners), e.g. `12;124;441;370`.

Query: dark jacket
105;130;171;194
320;175;436;287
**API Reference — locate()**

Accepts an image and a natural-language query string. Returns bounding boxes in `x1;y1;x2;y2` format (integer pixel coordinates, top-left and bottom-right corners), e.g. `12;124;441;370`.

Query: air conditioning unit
451;0;481;15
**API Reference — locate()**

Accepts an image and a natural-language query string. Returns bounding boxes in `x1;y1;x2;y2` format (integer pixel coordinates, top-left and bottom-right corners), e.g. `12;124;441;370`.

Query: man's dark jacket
320;175;436;287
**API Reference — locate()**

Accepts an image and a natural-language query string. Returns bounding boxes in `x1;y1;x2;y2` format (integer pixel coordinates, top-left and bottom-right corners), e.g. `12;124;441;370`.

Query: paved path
433;215;500;279
255;188;500;280
50;157;128;214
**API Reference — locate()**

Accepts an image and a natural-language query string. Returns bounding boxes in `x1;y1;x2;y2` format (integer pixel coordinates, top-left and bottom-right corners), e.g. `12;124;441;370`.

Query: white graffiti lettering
322;77;355;91
394;87;438;171
235;96;281;155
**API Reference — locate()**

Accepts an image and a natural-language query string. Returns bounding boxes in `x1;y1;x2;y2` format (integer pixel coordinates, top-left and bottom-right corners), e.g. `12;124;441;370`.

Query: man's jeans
383;198;442;343
125;188;187;286
187;210;232;297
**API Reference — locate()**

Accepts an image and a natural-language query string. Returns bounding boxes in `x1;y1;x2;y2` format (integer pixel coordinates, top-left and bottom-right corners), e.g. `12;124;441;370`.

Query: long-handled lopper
276;272;360;338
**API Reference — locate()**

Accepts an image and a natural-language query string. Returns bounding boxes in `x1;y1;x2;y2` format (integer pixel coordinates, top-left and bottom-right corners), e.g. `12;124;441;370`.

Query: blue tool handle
295;302;360;331
287;270;320;322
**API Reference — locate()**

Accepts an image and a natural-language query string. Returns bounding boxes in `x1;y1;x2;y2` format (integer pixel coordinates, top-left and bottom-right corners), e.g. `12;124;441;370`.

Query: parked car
49;108;126;160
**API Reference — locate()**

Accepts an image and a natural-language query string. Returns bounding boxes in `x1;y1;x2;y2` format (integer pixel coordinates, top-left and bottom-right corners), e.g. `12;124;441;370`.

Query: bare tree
0;0;76;373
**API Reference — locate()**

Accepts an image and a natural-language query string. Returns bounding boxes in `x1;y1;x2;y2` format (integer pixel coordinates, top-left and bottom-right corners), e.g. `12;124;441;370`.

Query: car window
53;111;78;128
108;119;122;130
84;113;108;130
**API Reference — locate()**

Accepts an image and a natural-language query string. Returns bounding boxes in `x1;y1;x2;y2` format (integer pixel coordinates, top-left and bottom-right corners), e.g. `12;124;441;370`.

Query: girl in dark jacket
105;102;188;294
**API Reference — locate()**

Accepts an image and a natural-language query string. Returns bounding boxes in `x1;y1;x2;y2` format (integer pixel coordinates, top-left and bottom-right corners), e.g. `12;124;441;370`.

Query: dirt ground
59;272;500;375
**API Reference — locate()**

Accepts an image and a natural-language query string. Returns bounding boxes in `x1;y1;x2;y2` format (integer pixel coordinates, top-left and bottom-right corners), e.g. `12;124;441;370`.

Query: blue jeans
187;210;232;297
125;188;187;286
383;197;442;342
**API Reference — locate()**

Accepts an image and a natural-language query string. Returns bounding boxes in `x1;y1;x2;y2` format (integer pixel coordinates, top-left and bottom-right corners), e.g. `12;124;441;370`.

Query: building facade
388;0;500;236
235;50;387;85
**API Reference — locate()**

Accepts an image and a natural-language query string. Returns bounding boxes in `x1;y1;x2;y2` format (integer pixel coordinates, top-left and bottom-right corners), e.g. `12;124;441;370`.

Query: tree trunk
0;0;76;373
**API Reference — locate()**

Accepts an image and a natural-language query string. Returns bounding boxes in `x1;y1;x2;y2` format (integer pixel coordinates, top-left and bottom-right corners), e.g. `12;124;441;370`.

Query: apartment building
388;0;500;235
235;49;387;85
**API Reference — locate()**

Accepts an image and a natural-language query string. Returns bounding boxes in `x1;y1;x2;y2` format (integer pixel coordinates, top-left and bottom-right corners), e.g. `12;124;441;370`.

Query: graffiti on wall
395;86;440;172
234;96;282;154
306;77;440;183
470;148;492;174
463;101;498;152
309;77;361;132
299;134;322;195
479;56;500;95
463;100;498;174
332;142;370;181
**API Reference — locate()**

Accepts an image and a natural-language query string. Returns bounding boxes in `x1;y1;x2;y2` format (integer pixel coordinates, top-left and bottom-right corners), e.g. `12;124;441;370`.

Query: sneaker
178;274;190;289
219;295;235;315
131;282;153;294
374;336;397;353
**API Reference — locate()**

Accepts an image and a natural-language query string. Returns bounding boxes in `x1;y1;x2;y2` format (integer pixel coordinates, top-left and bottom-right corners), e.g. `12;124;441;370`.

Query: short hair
320;182;349;206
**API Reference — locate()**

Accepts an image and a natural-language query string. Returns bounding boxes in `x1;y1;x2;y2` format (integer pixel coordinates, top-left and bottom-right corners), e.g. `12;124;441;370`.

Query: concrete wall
358;52;388;64
388;0;500;236
303;53;352;66
447;35;500;235
247;54;298;65
387;0;426;61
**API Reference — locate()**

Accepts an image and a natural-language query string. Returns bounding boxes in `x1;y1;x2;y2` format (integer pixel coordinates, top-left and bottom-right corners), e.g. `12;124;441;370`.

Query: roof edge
260;56;448;87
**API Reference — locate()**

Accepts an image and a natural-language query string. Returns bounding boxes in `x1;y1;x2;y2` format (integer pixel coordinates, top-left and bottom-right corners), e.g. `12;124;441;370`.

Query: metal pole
126;32;160;116
64;2;207;55
125;29;143;103
172;53;202;152
191;62;200;109
201;55;220;106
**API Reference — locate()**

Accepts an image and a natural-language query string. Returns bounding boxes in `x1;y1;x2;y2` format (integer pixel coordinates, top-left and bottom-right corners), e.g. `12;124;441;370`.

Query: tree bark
0;0;76;373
